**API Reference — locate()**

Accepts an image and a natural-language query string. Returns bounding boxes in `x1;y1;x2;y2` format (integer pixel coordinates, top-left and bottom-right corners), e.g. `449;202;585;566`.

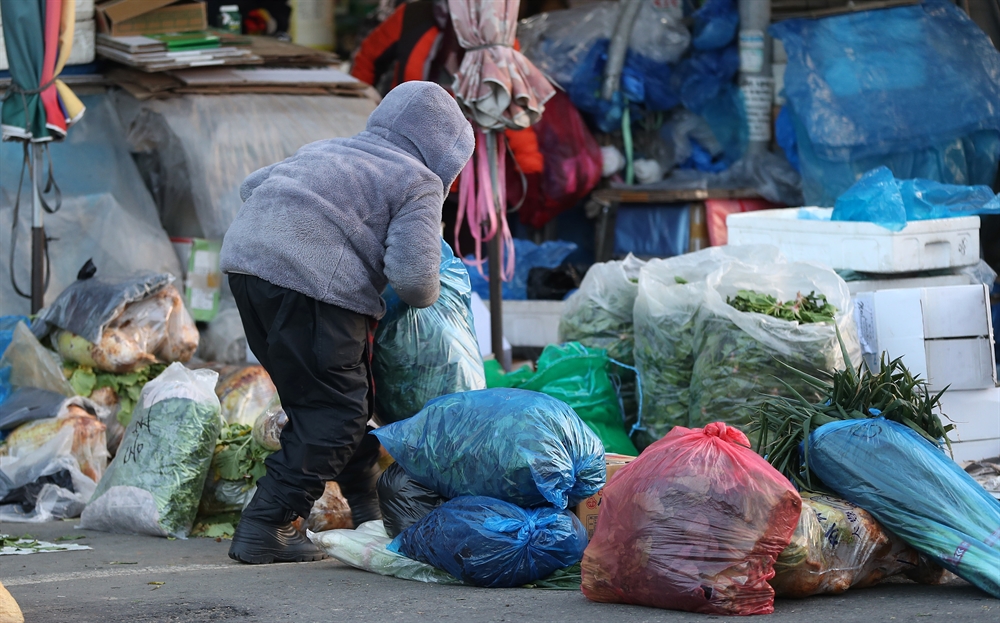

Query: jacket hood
365;81;475;190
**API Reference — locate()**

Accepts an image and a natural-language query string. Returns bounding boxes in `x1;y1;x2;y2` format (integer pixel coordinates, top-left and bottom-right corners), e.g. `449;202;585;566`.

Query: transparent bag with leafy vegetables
632;246;782;448
80;363;221;538
688;261;860;428
373;240;485;424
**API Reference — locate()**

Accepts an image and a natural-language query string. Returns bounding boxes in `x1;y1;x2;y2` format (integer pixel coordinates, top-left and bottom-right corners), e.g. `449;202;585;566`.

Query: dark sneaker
228;516;329;564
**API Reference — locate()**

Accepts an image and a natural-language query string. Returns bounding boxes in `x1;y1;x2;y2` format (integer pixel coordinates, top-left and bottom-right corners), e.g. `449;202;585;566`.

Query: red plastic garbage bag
581;422;802;616
519;91;602;229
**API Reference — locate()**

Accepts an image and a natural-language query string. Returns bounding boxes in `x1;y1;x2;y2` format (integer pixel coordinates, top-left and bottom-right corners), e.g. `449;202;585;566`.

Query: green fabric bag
485;343;637;456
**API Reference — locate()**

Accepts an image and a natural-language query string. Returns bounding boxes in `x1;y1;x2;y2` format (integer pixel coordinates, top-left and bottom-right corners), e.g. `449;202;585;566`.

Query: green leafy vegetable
751;329;953;491
64;363;168;425
727;290;837;324
198;423;274;518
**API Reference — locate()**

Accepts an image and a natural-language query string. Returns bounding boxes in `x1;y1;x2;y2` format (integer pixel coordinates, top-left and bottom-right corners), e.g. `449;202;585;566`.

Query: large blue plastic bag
832;166;1000;231
691;0;738;51
771;2;1000;163
373;240;486;424
772;1;1000;206
466;239;576;301
808;418;1000;598
389;496;588;588
372;388;606;509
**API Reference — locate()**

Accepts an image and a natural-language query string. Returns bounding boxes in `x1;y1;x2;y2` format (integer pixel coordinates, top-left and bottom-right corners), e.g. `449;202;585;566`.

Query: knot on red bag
702;422;751;446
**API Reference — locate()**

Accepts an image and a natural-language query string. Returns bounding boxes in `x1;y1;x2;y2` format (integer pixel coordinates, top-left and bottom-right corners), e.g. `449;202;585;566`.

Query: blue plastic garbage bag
373;388;606;509
773;2;1000;206
771;1;1000;162
389;496;587;588
808;418;1000;598
832;166;1000;231
674;45;740;112
691;0;739;51
373;240;486;424
466;239;576;301
774;107;799;172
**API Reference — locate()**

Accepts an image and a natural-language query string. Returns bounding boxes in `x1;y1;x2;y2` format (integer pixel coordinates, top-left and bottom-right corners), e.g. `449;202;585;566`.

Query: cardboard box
575;453;636;539
853;284;996;391
97;0;207;37
171;237;222;322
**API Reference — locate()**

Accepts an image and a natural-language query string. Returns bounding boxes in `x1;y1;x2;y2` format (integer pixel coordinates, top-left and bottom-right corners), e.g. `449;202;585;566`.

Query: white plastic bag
81;363;221;538
310;520;461;585
689;261;861;427
0;322;74;397
632;246;783;448
0;425;98;523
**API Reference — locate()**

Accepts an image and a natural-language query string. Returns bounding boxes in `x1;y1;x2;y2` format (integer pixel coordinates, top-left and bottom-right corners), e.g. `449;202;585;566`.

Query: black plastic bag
527;264;583;300
377;462;447;538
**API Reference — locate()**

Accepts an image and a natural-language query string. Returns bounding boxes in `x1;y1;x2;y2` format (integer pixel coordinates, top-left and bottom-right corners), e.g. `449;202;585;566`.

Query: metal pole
739;0;774;157
600;0;644;101
30;143;45;314
486;131;508;370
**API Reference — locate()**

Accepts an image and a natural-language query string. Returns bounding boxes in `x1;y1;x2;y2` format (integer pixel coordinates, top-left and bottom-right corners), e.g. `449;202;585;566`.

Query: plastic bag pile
771;1;1000;206
312;388;604;588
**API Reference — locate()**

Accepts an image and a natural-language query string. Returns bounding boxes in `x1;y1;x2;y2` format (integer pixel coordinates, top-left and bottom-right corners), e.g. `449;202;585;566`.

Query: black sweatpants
229;274;381;521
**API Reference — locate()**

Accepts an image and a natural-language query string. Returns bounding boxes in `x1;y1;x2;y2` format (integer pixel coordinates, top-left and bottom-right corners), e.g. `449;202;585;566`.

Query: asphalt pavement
1;520;996;623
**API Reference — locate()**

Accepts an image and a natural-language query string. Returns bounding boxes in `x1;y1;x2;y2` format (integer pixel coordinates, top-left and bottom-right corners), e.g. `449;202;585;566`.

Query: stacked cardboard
108;66;374;100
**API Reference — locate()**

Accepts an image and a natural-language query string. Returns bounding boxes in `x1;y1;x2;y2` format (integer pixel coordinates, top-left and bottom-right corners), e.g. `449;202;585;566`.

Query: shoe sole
228;549;329;565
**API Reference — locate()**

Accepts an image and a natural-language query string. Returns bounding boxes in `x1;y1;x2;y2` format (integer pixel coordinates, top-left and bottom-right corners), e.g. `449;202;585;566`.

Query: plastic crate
727;207;980;274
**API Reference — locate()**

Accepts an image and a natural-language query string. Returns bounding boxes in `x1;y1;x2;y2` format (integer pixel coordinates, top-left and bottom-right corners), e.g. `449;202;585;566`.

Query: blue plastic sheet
832;167;1000;231
389;496;588;588
466;239;576;301
614;204;690;258
774;107;800;172
772;2;1000;205
373;240;486;423
673;45;740;112
691;0;739;51
569;41;680;133
808;419;1000;598
0;316;27;407
373;388;606;509
771;1;1000;162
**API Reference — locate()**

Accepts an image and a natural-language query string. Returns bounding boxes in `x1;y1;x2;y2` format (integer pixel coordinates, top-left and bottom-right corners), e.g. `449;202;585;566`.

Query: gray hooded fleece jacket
220;81;475;319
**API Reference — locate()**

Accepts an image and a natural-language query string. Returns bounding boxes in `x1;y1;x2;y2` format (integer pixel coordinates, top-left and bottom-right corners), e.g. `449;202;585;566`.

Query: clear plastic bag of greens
559;255;645;426
80;363;221;538
771;492;944;598
373;240;485;424
688;261;860;429
632;246;782;449
808;418;1000;598
310;520;461;585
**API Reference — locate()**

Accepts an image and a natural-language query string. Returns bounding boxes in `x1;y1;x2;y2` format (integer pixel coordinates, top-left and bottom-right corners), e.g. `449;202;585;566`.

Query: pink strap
455;127;515;283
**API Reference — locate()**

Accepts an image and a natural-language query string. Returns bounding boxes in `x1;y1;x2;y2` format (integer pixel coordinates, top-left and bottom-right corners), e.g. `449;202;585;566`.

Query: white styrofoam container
67;19;96;66
488;300;564;348
727;208;980;274
951;438;1000;463
853;284;997;391
76;0;95;21
941;388;1000;444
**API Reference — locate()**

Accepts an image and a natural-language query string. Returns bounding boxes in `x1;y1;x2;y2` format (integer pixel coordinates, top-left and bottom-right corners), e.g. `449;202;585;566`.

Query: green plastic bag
486;343;637;455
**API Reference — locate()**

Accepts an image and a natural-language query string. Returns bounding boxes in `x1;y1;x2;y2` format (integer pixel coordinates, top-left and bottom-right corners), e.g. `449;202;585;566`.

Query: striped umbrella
1;0;86;312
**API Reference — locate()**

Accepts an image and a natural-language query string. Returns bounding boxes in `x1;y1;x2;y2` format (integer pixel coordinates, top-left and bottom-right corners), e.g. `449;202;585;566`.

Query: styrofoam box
951;438;1000;463
76;0;95;22
488;300;565;348
727;208;980;274
941;388;1000;444
853;284;996;391
68;20;96;66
